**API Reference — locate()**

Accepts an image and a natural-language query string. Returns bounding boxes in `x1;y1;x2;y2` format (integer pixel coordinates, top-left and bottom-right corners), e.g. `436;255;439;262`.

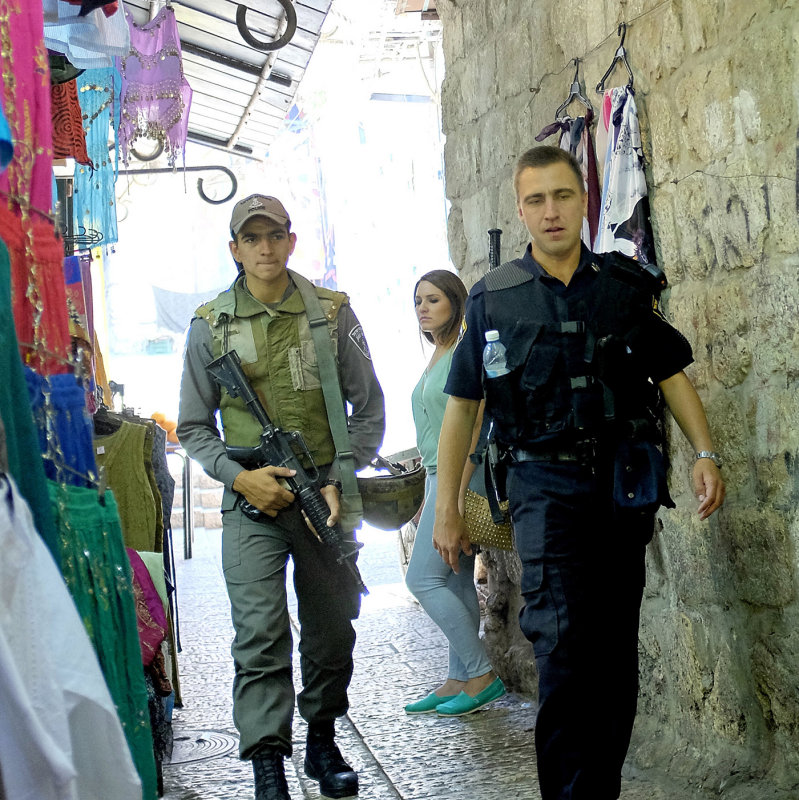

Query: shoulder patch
651;295;668;322
348;324;372;360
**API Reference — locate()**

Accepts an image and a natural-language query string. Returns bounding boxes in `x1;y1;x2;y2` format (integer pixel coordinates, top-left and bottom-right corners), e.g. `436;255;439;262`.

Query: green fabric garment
0;238;59;561
137;550;168;614
94;419;158;551
49;480;158;800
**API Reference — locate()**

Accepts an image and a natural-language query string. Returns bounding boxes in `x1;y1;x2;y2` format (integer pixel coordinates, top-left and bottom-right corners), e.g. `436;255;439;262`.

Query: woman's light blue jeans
405;472;492;681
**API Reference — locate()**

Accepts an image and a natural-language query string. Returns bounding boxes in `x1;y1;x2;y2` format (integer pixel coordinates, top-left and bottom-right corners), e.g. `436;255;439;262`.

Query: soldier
177;194;385;800
433;146;724;799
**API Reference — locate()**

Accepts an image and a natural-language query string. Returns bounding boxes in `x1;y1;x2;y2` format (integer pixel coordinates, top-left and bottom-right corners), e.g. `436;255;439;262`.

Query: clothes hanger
596;22;635;93
556;58;593;119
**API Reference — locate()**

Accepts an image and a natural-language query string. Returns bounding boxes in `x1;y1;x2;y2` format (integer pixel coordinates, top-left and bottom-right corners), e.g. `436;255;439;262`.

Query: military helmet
357;449;426;531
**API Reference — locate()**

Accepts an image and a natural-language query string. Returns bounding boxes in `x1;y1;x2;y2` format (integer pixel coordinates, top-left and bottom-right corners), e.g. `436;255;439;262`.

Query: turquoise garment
0;238;59;561
411;346;455;471
73;68;120;246
0;104;12;171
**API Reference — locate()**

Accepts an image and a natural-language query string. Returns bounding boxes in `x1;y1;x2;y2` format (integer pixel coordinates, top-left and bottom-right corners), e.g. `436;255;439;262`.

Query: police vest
195;275;347;466
481;252;666;449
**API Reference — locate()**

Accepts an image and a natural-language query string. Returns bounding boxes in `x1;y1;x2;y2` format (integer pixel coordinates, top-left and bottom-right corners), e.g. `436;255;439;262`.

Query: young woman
404;270;505;717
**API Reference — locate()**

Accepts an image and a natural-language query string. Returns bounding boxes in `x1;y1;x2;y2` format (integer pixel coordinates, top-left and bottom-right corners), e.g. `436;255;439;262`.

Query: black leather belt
508;448;580;463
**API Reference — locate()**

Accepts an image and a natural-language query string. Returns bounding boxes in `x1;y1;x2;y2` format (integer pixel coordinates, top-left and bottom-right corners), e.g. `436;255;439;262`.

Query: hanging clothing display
74;68;120;246
593;86;656;264
48;479;158;800
93;416;161;552
0;473;142;800
43;0;130;70
0;0;72;374
117;4;192;167
0;240;59;559
50;79;91;164
536;112;601;246
25;368;97;488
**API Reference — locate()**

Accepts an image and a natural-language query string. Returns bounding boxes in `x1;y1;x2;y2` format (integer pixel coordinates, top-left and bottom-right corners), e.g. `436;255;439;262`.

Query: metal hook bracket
118;165;238;205
236;0;297;52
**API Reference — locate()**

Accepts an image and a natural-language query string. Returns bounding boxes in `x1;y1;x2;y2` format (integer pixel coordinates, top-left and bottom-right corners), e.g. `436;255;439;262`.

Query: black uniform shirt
445;244;693;404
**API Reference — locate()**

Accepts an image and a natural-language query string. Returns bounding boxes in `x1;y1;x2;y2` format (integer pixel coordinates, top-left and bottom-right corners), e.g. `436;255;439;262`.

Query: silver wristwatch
695;450;722;468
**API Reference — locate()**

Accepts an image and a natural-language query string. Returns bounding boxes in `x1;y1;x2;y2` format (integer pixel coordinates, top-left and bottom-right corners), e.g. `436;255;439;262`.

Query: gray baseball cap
230;194;291;234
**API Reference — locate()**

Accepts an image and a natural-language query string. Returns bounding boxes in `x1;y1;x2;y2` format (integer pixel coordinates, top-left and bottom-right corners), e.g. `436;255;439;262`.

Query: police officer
433;147;724;799
177;194;385;800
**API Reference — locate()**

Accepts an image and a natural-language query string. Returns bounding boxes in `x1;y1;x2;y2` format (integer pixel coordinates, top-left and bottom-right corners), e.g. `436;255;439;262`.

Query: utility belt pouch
613;437;675;514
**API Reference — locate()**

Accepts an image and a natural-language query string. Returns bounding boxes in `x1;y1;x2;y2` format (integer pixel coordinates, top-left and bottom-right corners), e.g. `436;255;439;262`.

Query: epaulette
314;286;348;321
483;259;534;292
601;251;668;295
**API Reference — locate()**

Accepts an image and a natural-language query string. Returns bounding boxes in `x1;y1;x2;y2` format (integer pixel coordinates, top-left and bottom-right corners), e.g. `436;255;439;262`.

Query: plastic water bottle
483;330;510;377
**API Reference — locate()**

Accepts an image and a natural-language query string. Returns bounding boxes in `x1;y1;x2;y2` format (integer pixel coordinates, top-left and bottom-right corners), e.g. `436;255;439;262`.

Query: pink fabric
126;547;167;667
0;1;56;212
117;5;192;167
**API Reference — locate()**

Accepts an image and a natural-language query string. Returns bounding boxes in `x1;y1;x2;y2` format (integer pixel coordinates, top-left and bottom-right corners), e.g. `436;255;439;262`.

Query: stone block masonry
435;0;799;795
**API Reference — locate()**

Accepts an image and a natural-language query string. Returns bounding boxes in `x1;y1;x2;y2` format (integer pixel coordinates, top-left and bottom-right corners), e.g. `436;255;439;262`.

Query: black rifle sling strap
290;270;364;525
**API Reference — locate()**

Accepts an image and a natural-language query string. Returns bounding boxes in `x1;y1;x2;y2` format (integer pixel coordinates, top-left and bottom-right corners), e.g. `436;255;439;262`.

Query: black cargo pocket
519;342;560;424
519;561;559;657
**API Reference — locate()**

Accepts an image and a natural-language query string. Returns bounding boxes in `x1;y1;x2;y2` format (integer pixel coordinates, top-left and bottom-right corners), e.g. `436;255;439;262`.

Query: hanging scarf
74;67;120;245
593;86;656;264
535;111;601;246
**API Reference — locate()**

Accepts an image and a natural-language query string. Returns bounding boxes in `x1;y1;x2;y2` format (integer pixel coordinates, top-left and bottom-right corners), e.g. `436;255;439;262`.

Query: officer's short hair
513;146;584;199
414;269;468;347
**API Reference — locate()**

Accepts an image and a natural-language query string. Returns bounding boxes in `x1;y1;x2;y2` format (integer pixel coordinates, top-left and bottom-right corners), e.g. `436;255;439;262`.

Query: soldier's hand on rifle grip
232;466;296;517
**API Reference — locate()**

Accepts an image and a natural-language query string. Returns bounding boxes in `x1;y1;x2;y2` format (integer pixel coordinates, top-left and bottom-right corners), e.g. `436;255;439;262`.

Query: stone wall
436;0;799;794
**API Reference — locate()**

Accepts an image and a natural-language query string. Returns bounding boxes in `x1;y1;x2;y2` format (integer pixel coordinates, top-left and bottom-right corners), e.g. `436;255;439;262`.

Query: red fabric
0;204;71;374
51;80;91;165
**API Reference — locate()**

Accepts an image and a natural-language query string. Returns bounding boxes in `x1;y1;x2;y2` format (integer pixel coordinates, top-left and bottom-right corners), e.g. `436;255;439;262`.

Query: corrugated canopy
123;0;334;160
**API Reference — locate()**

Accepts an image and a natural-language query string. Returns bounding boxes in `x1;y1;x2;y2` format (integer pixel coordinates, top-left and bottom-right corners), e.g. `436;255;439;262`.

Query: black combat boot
252;748;291;800
304;721;358;798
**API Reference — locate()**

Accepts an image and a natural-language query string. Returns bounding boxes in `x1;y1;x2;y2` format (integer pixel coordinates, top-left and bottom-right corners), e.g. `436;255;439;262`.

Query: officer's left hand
693;461;725;520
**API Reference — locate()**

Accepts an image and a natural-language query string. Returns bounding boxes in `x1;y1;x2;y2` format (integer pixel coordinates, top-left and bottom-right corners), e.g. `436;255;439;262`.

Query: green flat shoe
404;691;457;715
436;677;506;717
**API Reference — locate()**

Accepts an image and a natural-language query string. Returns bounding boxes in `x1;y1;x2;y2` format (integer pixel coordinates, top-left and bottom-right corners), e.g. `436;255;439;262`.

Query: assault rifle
206;349;368;596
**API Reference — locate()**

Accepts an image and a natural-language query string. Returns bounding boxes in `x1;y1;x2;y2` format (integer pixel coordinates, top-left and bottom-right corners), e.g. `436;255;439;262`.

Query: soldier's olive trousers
507;460;651;800
221;504;361;760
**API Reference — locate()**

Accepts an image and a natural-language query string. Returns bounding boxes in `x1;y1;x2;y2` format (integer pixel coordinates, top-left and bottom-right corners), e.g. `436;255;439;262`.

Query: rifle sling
290;270;363;518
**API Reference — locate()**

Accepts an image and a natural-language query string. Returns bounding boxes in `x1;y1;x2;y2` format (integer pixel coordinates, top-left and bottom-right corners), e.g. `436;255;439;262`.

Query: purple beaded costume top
117;5;192;166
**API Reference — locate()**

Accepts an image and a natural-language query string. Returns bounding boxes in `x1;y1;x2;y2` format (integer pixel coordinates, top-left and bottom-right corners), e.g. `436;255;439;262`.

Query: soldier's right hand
232;466;296;517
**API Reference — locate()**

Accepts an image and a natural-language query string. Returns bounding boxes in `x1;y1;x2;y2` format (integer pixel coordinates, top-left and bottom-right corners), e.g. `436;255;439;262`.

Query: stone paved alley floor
162;524;702;800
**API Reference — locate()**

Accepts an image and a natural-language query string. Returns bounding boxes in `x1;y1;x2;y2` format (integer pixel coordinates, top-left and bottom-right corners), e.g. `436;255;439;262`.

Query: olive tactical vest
196;274;347;467
481;253;667;449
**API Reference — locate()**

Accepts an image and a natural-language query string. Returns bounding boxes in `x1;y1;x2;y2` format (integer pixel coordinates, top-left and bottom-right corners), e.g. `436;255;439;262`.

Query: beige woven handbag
463;489;514;551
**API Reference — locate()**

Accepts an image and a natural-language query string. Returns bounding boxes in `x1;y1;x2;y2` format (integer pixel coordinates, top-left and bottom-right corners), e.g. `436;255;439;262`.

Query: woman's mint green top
411;346;455;473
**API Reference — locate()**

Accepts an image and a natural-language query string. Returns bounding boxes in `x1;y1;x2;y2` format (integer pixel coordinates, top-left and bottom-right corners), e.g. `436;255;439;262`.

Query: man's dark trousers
508;459;650;800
